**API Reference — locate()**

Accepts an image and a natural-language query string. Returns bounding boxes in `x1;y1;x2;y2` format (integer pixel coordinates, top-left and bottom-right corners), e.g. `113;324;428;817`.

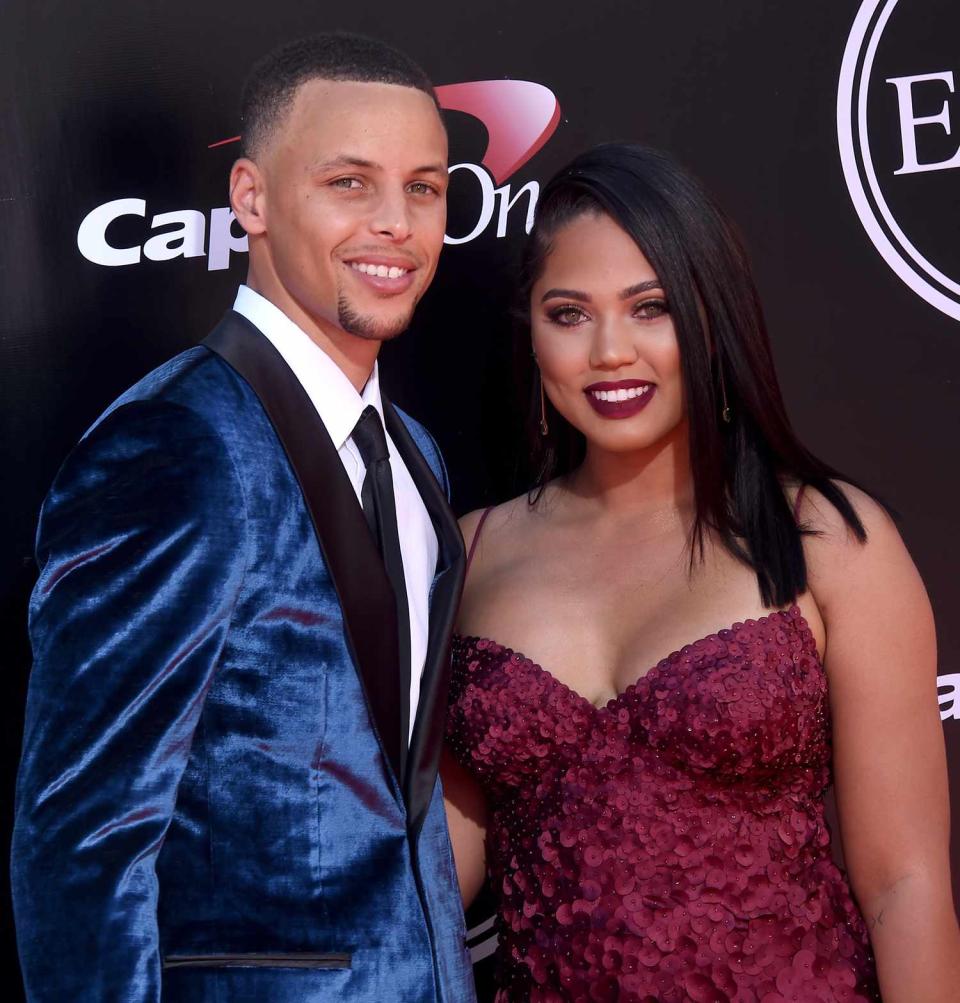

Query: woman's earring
718;363;732;424
538;370;549;437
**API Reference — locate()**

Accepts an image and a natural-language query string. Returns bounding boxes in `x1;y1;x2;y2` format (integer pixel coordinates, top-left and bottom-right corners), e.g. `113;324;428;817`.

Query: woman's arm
802;485;960;1002
442;508;495;906
441;747;488;907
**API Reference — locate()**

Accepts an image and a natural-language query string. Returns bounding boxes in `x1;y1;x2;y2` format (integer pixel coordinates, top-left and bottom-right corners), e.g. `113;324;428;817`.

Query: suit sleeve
11;399;248;1003
422;428;452;501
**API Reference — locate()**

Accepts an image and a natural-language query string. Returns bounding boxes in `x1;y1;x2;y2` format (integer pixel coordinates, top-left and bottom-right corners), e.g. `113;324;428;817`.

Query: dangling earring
532;348;549;437
538;369;549;437
718;362;732;424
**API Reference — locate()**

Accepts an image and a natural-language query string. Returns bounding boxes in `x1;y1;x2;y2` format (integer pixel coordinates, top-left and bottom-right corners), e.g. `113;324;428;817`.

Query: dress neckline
454;605;818;715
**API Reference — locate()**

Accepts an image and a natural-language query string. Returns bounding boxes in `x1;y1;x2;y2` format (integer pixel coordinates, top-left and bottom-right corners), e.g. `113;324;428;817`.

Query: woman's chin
572;410;661;444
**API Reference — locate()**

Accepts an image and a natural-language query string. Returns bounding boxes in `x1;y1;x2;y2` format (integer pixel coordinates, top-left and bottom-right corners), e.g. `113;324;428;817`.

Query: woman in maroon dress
442;145;960;1002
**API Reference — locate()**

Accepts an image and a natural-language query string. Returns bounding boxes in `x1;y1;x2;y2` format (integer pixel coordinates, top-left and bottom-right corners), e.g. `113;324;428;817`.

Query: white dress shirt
232;285;438;742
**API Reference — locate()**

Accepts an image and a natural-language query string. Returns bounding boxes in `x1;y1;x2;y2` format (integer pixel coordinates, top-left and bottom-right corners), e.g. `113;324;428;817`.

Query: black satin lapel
382;398;466;836
203;312;405;790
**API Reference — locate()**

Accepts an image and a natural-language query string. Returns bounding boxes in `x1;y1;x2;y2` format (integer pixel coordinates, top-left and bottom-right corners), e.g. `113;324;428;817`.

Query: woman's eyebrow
620;280;662;299
541;280;663;303
540;287;590;303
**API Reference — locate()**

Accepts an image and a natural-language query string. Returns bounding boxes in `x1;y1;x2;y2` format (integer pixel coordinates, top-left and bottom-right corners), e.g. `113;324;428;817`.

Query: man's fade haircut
240;32;439;158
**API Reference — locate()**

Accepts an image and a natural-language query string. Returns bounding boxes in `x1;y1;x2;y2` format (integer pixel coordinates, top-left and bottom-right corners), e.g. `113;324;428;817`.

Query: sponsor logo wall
2;1;958;997
75;80;561;268
839;0;960;321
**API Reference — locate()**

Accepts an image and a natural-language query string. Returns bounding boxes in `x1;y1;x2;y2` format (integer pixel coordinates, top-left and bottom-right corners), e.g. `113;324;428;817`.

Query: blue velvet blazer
12;312;476;1003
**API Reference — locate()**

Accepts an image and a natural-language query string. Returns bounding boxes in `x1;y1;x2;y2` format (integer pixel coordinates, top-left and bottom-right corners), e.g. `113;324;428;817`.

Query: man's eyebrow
308;155;448;176
620;280;662;298
541;287;591;303
308;155;379;173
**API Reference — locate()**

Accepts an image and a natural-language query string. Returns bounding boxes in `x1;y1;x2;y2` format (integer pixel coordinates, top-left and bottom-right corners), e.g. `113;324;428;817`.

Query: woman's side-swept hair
518;143;866;608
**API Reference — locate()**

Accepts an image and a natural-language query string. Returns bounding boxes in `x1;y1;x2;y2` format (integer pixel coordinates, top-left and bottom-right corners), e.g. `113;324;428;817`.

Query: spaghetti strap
793;484;807;521
465;506;494;577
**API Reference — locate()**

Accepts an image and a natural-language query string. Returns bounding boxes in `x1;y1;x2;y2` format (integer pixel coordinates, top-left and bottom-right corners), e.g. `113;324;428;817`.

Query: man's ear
230;157;266;236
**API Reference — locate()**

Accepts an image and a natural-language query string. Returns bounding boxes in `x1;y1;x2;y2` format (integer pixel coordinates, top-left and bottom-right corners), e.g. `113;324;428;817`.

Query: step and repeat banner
2;0;959;997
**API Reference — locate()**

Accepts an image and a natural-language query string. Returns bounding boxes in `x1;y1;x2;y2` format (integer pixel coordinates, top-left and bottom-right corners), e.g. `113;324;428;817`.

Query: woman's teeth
590;385;652;402
351;262;409;279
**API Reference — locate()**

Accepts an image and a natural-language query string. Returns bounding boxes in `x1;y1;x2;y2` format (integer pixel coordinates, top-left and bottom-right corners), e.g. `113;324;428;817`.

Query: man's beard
337;292;414;342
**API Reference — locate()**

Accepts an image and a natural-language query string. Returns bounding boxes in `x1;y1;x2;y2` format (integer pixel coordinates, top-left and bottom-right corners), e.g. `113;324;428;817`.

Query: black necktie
351;405;411;765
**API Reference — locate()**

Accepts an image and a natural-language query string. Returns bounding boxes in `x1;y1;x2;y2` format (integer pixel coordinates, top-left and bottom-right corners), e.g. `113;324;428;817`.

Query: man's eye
331;177;364;190
548;305;588;326
407;181;438;196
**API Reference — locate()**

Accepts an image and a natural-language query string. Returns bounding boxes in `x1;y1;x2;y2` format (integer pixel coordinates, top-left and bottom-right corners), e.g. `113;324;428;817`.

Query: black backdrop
3;1;959;998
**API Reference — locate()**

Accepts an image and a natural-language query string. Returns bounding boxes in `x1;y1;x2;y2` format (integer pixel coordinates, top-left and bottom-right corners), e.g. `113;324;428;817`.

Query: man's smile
343;253;419;295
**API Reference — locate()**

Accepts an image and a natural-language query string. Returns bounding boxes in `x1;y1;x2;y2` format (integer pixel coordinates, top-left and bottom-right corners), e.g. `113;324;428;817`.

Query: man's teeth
351;262;409;279
590;386;652;402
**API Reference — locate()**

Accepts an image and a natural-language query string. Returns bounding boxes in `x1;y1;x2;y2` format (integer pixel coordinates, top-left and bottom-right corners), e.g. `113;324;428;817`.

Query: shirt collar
232;284;383;451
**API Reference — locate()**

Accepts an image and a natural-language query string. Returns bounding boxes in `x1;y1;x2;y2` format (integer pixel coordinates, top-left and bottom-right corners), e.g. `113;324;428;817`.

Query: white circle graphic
837;0;960;321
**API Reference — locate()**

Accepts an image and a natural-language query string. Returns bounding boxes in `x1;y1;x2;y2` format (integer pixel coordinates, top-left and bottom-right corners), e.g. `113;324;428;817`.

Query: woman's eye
548;305;588;326
634;298;669;319
331;177;364;190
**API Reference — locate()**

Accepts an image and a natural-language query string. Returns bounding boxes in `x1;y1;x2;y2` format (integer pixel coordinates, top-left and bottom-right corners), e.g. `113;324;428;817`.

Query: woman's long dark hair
519;144;866;608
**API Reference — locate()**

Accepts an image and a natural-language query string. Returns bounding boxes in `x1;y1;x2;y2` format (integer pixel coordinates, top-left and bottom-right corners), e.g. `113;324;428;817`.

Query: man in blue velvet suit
12;33;476;1003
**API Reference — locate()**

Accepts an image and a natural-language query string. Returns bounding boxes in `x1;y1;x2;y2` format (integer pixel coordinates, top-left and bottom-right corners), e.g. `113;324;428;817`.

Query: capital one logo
838;0;960;321
77;80;561;270
938;674;960;723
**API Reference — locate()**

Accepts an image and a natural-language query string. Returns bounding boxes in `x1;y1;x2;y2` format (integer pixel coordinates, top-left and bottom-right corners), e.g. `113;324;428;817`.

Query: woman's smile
584;379;656;418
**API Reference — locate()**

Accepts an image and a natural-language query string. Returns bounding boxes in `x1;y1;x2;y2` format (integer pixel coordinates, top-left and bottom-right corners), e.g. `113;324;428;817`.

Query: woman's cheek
539;335;589;383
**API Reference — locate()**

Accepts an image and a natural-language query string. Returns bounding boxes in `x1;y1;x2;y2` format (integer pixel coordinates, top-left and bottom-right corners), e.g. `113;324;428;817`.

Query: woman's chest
457;540;781;708
447;610;831;791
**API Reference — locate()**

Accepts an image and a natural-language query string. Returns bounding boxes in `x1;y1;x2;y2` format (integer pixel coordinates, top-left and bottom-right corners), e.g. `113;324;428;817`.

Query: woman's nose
589;317;639;370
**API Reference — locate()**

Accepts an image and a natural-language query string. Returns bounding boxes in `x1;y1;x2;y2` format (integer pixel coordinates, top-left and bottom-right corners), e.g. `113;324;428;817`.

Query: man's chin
337;298;414;342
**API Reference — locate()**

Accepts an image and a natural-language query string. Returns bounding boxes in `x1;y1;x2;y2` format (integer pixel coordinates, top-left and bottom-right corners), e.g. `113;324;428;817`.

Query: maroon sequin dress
446;607;880;1002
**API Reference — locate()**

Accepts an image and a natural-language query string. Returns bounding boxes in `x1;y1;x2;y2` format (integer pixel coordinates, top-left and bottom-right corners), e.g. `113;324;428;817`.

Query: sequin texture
447;607;879;1002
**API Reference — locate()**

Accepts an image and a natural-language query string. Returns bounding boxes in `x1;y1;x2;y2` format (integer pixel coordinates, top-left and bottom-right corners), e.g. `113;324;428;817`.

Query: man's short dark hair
240;32;438;157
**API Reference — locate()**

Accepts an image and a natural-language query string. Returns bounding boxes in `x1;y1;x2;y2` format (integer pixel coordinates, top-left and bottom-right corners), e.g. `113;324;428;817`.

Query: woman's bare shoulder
794;480;923;619
793;480;896;553
459;493;535;560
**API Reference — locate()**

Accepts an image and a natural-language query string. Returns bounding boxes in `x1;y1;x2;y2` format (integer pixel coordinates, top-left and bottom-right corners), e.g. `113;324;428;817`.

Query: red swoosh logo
436;80;560;183
208;79;560;184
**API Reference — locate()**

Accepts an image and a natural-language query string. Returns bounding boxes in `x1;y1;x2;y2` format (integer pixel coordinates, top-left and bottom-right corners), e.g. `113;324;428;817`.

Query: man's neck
245;275;378;393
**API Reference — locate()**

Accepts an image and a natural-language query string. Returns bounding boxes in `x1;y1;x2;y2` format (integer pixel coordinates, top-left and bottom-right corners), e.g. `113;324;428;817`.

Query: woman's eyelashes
634;297;669;319
545;297;670;327
546;304;589;326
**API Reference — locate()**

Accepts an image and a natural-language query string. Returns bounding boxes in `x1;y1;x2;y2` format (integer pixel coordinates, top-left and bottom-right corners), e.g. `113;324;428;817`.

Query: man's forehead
292;77;441;123
276;81;445;167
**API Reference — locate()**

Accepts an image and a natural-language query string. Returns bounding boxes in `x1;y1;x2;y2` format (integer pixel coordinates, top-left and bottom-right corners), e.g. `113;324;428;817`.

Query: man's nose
369;184;412;242
589;316;639;370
